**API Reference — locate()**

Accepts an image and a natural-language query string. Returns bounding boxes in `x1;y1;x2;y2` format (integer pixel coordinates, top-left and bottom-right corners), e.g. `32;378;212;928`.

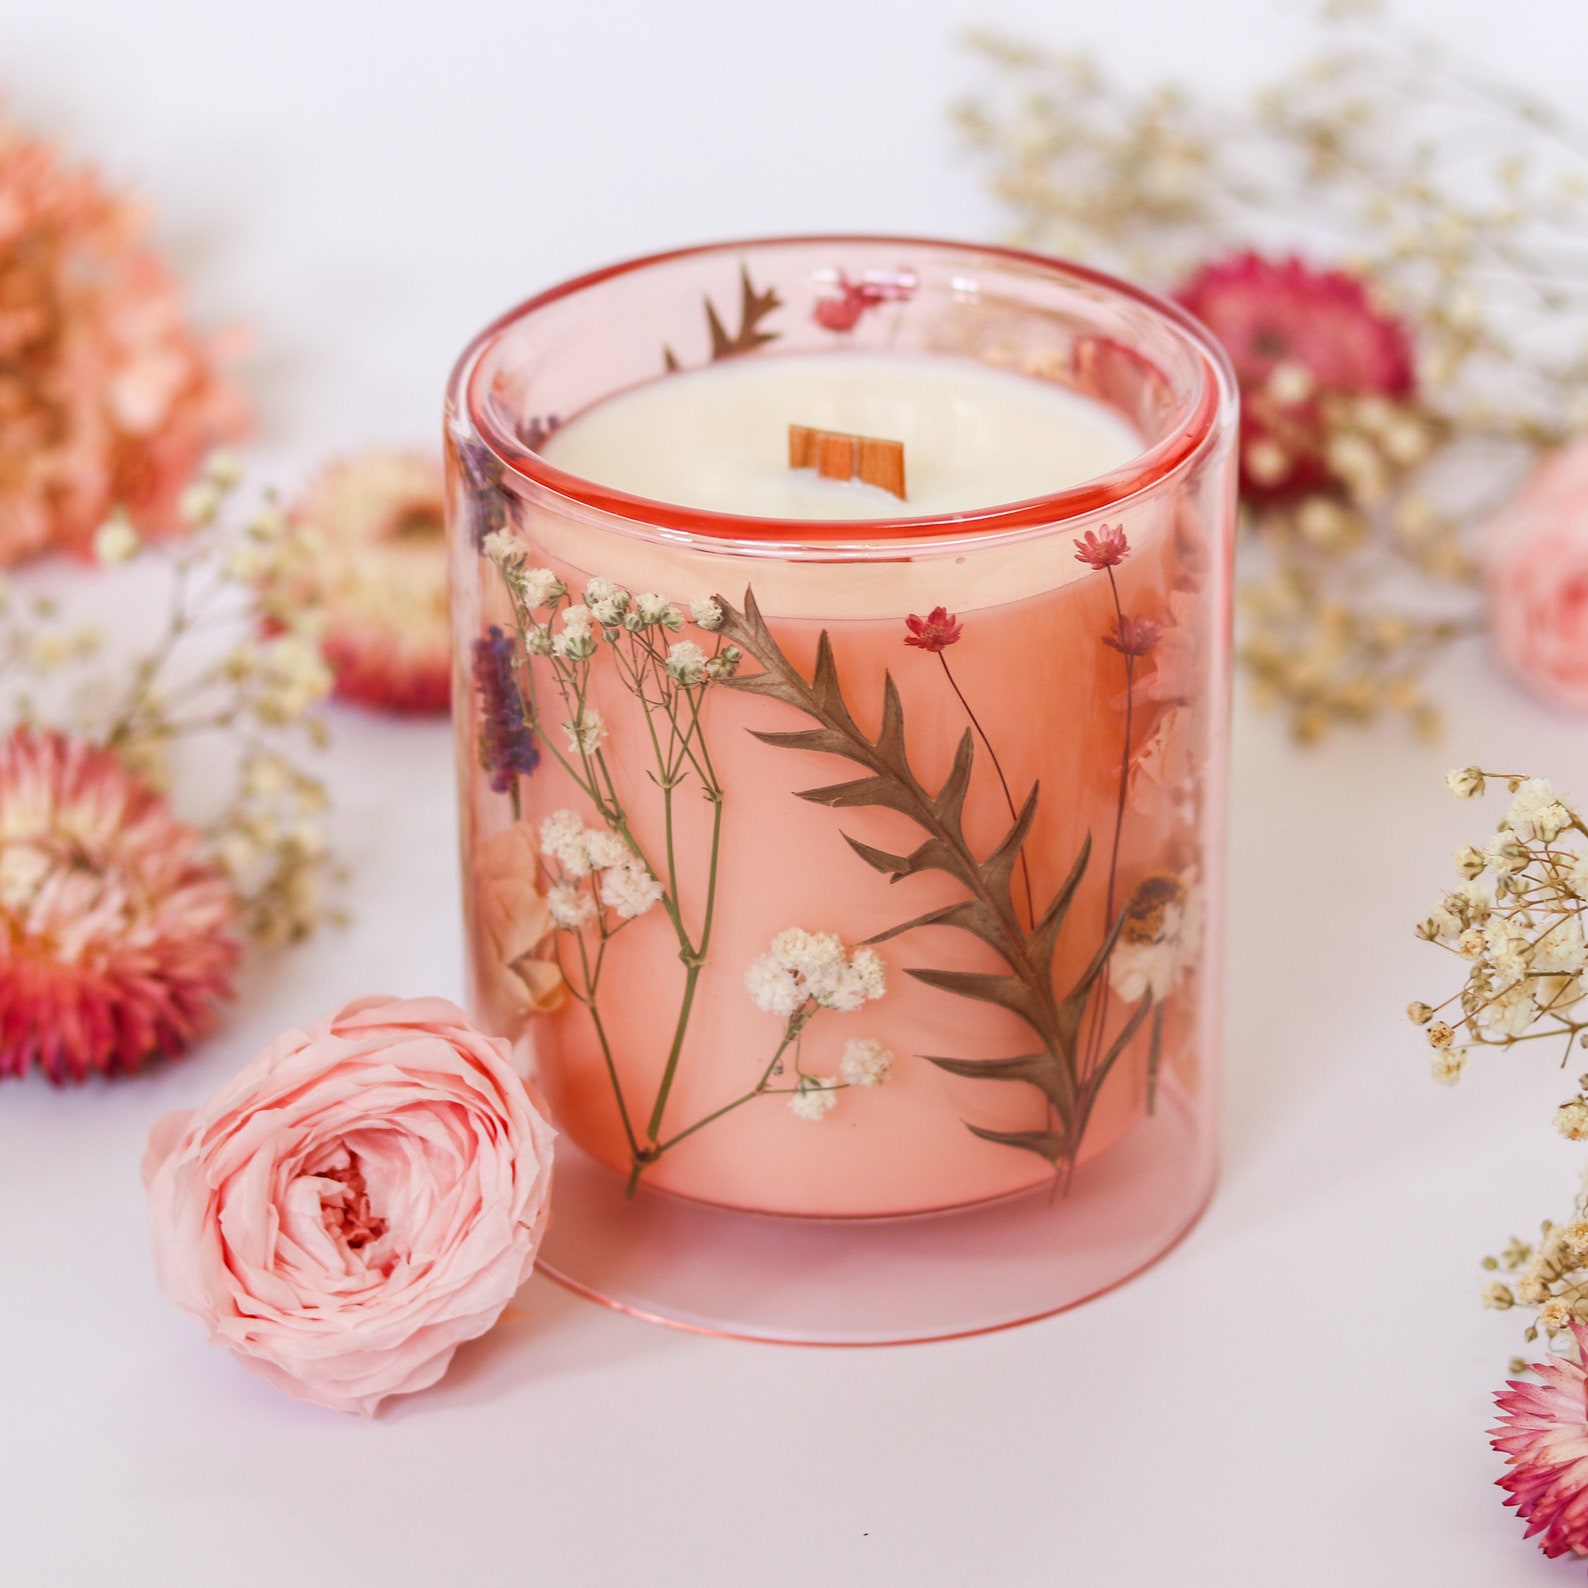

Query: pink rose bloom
142;995;555;1416
1489;440;1588;712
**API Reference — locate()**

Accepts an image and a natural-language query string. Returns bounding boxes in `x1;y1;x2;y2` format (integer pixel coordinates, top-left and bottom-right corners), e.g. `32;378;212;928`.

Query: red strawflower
904;606;963;653
0;727;240;1082
1074;525;1130;569
1175;251;1416;501
1492;1323;1588;1558
1104;614;1162;657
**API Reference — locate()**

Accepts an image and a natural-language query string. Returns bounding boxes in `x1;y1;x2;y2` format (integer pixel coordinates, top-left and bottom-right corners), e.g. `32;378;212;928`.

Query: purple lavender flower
472;626;539;791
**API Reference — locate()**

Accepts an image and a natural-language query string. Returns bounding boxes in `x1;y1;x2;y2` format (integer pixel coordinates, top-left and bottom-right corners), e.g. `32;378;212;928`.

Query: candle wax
539;352;1142;519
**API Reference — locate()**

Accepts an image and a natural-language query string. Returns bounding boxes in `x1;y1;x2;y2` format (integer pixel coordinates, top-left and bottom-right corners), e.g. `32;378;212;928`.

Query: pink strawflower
1074;524;1130;569
1486;439;1588;713
1176;251;1415;501
288;451;450;715
904;606;964;653
0;118;248;564
1104;614;1163;657
0;727;239;1082
1491;1323;1588;1558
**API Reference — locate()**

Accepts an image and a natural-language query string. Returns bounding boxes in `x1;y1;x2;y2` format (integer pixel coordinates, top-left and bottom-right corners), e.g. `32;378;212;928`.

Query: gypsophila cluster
744;928;888;1018
1481;1170;1588;1372
959;6;1588;740
0;454;338;943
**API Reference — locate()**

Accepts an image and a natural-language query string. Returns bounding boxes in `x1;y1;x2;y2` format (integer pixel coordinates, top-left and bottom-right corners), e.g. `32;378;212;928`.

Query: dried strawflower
0;728;239;1081
274;452;450;715
903;606;963;652
1492;1323;1588;1559
0;118;247;564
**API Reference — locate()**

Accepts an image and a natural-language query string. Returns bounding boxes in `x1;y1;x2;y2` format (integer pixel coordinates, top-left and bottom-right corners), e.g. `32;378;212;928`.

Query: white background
2;1;1587;1583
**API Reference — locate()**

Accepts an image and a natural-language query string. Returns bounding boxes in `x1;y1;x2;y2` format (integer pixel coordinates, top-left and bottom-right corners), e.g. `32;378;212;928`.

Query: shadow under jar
446;235;1237;1343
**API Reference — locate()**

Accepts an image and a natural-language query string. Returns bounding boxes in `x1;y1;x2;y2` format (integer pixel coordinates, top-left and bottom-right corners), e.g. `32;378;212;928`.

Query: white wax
539;352;1141;520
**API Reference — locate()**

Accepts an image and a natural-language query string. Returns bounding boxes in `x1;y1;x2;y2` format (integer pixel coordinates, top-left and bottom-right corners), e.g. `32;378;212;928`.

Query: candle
538;351;1141;519
449;238;1234;1331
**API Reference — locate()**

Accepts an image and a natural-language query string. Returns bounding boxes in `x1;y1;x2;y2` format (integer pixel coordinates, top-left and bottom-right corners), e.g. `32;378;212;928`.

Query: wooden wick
788;424;906;501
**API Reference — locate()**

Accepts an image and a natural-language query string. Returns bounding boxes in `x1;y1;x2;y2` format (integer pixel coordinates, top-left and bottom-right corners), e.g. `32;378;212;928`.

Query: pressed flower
1073;525;1130;569
539;808;592;876
1103;614;1163;657
546;882;597;931
812;269;915;334
1508;779;1573;844
1492;1322;1588;1558
903;606;964;653
472;626;538;793
664;640;708;685
690;596;724;631
1109;871;1201;1003
563;707;609;757
598;859;663;920
840;1038;892;1088
787;1076;839;1120
0;728;239;1082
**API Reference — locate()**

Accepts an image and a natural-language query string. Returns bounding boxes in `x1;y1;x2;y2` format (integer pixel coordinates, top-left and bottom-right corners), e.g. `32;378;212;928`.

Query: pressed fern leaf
717;589;1148;1168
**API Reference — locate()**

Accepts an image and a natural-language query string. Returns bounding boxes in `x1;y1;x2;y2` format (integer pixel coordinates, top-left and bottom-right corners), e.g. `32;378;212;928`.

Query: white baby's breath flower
664;640;708;685
1535;915;1588;976
1454;844;1486;880
840;1039;892;1088
93;512;140;566
564;708;608;756
849;947;887;1001
583;577;629;626
481;529;521;566
691;597;724;631
582;829;629;871
1484;918;1534;980
521;567;565;608
1556;1099;1588;1142
705;647;742;682
1430;1047;1466;1086
770;928;844;975
1446;767;1486;799
1508;778;1573;843
1453;881;1493;921
526;623;554;657
547;882;597;930
787;1077;839;1121
179;481;221;526
553;605;598;660
1569;853;1588;902
1488;984;1540;1037
1484;833;1529;878
540;809;592;875
744;953;803;1017
633;592;683;629
598;859;663;919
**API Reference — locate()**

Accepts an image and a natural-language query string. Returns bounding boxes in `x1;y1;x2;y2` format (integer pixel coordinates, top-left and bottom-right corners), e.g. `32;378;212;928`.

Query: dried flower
1103;614;1163;657
787;1076;839;1120
547;882;597;931
0;117;248;564
690;596;724;631
471;627;538;793
1556;1102;1588;1143
664;640;708;685
1073;524;1130;569
598;859;663;920
1492;1323;1588;1558
903;606;963;653
840;1039;892;1088
563;707;609;757
278;452;449;715
0;728;239;1081
812;269;916;334
744;929;887;1018
1109;871;1201;1002
1447;767;1487;799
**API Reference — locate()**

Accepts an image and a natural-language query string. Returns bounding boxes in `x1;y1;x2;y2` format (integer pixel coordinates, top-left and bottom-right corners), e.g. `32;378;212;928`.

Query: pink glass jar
446;236;1236;1342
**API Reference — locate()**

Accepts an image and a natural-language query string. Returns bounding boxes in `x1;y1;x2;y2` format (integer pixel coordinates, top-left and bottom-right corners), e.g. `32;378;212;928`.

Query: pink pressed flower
142;995;556;1416
288;451;450;715
1104;614;1163;657
0;119;248;564
904;606;963;653
0;727;240;1082
1486;439;1588;713
1074;525;1130;569
813;269;917;333
1176;251;1415;501
1491;1323;1588;1558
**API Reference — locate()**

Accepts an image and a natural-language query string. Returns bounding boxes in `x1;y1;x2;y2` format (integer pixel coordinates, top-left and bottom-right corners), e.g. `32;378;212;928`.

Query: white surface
1;1;1587;1583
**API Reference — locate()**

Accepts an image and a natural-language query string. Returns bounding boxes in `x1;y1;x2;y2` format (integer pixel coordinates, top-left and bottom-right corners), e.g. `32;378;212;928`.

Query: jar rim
453;233;1237;550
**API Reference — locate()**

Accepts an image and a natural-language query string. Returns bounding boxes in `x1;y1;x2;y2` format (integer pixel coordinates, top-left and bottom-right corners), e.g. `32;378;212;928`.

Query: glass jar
446;236;1236;1341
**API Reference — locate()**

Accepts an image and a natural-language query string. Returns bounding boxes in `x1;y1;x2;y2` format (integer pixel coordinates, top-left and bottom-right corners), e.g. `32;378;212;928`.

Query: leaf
924;1052;1074;1113
1026;832;1092;971
706;266;782;360
907;966;1046;1034
865;898;1009;953
964;1123;1069;1166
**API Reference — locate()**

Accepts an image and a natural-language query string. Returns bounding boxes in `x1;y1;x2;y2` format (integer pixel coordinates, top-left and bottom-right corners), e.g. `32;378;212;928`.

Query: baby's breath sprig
0;453;338;943
958;5;1588;740
1413;767;1588;1363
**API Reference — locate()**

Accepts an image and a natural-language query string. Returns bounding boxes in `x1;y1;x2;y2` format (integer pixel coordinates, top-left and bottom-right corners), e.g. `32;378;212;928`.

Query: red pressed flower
904;606;963;653
1103;614;1162;657
1074;525;1130;569
1492;1323;1588;1558
1176;250;1416;501
813;270;917;333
